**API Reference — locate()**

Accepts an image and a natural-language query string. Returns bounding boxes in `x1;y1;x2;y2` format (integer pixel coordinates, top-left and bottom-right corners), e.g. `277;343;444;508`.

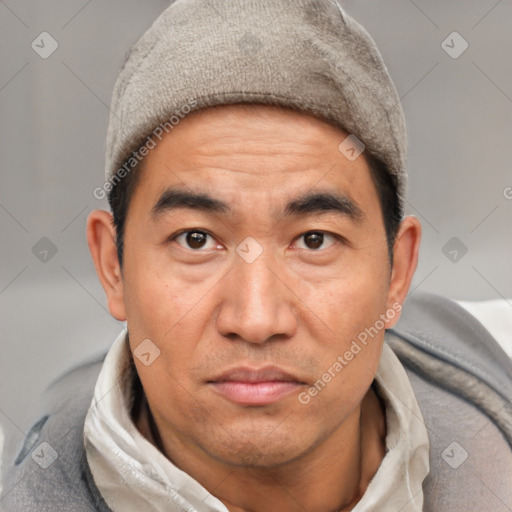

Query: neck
133;382;386;512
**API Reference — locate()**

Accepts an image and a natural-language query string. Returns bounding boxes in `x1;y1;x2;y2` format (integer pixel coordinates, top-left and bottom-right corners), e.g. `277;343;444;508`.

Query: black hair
365;153;404;266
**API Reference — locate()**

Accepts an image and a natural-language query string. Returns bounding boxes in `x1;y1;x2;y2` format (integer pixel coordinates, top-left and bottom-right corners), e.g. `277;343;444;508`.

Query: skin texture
87;104;421;512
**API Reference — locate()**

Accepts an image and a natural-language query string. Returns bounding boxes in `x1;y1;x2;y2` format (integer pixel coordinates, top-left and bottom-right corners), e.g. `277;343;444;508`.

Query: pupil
187;232;206;249
305;232;323;249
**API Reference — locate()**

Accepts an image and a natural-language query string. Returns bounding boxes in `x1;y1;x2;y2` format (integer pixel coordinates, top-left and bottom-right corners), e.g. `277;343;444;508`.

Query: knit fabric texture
104;0;407;210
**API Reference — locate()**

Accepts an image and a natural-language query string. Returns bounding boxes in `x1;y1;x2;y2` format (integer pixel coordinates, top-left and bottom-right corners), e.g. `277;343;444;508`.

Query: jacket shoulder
1;352;112;512
388;292;512;510
391;291;512;404
403;366;512;511
389;291;512;446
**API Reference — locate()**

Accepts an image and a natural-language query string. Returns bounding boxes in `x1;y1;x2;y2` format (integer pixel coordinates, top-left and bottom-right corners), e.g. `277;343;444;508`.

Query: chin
202;423;315;469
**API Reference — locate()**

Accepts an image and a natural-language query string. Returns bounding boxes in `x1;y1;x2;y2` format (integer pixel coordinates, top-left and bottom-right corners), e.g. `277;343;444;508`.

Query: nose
215;248;298;345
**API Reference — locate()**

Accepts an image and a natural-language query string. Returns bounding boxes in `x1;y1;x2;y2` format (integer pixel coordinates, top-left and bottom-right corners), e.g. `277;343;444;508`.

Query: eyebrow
151;187;364;222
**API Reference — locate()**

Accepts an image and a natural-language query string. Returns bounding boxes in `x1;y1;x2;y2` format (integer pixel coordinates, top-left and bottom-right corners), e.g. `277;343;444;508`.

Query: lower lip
210;381;302;405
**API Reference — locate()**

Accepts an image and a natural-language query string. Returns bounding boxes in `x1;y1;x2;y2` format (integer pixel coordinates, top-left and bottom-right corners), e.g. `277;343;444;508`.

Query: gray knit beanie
104;0;407;210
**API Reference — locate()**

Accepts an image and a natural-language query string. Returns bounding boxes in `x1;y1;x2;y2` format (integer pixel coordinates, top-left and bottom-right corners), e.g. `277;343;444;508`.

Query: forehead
128;104;378;220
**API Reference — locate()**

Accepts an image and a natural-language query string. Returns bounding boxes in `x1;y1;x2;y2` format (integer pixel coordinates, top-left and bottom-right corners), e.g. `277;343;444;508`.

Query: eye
172;230;220;251
294;231;337;251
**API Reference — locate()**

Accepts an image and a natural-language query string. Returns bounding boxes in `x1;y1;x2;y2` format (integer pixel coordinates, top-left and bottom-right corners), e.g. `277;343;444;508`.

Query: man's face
120;104;394;467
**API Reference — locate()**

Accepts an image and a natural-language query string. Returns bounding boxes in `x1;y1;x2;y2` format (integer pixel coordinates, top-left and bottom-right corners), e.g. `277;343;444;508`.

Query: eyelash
169;229;340;252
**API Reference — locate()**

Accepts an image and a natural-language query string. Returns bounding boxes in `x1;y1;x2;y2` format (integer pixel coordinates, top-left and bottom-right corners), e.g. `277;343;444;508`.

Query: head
87;102;421;467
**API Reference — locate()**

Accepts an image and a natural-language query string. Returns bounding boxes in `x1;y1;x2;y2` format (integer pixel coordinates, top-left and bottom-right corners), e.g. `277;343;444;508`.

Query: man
2;1;511;511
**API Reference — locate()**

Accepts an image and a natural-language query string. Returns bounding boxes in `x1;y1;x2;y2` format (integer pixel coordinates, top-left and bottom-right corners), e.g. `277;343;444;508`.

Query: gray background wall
1;0;511;469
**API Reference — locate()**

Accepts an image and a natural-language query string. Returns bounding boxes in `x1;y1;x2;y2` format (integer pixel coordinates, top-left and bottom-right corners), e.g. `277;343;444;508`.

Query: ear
385;215;421;328
86;209;126;321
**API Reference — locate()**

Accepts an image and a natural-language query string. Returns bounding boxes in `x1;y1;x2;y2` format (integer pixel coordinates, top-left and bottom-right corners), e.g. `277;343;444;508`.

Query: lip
208;366;305;405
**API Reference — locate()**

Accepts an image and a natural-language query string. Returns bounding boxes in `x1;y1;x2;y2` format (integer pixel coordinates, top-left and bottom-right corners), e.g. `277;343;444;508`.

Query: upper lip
209;365;304;383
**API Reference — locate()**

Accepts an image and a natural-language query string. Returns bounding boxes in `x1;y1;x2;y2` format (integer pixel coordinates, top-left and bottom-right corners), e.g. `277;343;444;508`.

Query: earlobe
86;210;127;321
385;216;422;328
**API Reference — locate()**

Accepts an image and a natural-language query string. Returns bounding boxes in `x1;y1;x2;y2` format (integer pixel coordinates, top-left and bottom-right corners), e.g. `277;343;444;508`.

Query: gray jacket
2;292;512;511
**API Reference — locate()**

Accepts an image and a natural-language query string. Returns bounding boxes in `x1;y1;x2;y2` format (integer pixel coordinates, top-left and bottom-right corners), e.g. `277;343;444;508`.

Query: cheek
126;279;202;426
297;256;388;406
123;251;202;339
298;296;386;426
299;248;389;339
122;255;213;393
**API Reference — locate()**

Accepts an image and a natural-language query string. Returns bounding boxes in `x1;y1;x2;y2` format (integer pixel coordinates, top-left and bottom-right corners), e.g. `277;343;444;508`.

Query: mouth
207;366;306;406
